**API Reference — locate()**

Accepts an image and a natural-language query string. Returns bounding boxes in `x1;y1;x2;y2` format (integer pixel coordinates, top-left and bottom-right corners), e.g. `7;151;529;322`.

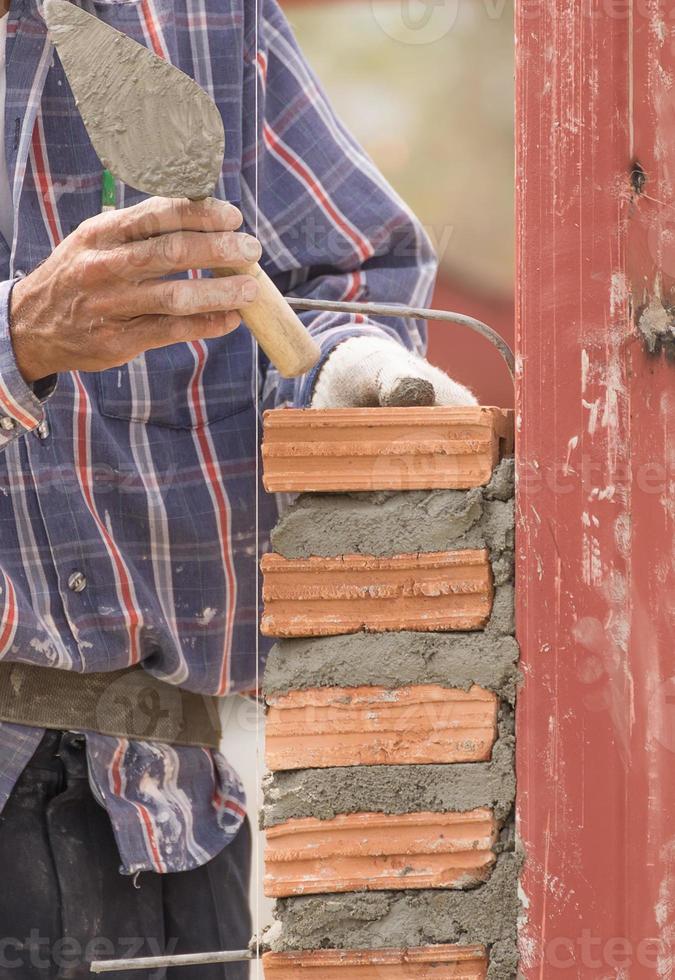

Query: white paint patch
610;271;629;317
582;397;600;435
655;838;675;978
581;348;590;393
198;607;218;626
651;15;667;43
614;514;631;558
564;435;579;475
581;533;603;587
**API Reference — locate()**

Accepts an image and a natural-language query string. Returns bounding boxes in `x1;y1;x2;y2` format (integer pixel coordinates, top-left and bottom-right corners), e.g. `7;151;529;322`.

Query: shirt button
0;417;16;431
68;571;87;593
36;420;50;440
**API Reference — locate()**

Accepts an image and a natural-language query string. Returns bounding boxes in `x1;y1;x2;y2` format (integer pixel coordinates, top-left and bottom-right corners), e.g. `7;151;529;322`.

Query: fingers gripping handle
214;264;320;378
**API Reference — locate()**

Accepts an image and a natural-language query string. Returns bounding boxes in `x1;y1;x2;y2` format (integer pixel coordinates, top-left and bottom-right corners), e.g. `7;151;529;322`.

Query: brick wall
259;407;520;980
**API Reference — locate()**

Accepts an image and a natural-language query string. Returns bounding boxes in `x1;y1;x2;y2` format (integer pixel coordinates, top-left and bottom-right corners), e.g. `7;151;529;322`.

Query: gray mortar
262;725;515;827
637;296;675;355
486;584;515;636
484;457;515;502
264;627;519;702
44;0;224;200
263;851;521;980
271;460;515;580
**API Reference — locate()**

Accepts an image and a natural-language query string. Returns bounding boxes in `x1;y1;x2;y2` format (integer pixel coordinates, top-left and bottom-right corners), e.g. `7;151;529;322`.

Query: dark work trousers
0;731;252;980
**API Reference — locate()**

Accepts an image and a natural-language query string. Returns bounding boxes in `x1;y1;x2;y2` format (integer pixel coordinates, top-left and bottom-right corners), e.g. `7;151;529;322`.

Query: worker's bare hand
9;197;262;383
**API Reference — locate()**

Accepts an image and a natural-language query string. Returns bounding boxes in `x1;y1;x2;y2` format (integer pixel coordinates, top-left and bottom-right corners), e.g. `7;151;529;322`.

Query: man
0;0;476;976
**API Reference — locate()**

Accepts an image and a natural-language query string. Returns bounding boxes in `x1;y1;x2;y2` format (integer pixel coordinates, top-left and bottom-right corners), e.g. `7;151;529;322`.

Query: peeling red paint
517;2;675;977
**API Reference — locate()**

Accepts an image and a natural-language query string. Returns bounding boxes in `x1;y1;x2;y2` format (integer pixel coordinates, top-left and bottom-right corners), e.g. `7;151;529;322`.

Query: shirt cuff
0;279;54;447
293;320;405;408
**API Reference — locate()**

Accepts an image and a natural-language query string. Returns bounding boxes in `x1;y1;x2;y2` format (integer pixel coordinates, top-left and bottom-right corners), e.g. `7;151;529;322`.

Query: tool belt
0;662;222;749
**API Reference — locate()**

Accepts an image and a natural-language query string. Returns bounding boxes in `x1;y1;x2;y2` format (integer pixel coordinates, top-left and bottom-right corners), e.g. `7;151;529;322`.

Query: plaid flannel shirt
0;0;434;873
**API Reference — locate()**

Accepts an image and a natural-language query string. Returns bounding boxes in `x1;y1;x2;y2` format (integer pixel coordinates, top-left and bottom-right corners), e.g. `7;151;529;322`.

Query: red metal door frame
516;2;674;976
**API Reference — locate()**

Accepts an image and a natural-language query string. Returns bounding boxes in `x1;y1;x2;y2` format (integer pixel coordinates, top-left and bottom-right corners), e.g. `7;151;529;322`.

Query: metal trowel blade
43;0;225;199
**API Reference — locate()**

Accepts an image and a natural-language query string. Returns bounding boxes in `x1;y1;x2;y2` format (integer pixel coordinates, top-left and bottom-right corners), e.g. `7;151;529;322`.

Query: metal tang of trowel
42;0;320;378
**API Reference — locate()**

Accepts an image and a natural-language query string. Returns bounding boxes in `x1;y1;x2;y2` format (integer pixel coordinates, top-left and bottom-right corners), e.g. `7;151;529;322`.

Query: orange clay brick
260;550;493;638
262;945;488;979
264;809;497;898
265;684;498;771
261;406;514;493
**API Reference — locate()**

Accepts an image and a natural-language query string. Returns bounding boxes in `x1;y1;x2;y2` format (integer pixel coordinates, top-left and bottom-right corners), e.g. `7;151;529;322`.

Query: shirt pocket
96;332;254;429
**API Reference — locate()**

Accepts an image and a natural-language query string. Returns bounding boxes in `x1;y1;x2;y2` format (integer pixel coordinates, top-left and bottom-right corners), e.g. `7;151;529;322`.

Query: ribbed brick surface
260;550;493;638
262;945;488;979
262;406;514;492
265;684;498;771
264;808;497;897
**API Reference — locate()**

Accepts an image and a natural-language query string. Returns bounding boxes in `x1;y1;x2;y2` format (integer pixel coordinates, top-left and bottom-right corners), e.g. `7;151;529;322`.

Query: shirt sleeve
240;0;438;409
0;278;55;449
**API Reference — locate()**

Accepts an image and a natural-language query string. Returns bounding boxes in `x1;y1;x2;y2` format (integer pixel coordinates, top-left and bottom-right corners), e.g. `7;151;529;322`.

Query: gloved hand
311;336;477;408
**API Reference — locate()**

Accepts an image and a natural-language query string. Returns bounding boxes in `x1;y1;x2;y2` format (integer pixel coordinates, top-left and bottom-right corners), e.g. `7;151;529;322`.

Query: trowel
42;0;320;379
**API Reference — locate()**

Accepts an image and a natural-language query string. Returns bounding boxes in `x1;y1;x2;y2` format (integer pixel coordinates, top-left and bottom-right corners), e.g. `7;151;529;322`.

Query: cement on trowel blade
43;0;224;199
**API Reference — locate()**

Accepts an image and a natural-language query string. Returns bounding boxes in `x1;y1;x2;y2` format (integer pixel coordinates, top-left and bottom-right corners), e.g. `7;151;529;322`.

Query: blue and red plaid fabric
0;0;435;873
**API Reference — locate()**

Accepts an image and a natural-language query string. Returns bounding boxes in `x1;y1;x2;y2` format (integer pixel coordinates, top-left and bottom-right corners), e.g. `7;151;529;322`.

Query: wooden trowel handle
214;264;320;378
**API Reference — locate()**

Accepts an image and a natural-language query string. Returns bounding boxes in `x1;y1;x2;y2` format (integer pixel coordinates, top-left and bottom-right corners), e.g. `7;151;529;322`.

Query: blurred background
238;0;516;943
282;0;515;407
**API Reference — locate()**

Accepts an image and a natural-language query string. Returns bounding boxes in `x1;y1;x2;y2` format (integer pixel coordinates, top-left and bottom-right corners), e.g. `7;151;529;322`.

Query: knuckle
73;216;102;247
167;317;192;344
202;313;226;336
170;197;197;227
77;248;108;283
128;198;165;239
163;282;189;315
151;314;176;340
156;233;185;267
240;275;259;303
137;196;171;218
213;278;237;307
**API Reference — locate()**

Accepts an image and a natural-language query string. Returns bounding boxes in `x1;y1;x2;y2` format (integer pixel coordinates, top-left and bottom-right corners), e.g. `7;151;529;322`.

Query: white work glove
311;336;477;408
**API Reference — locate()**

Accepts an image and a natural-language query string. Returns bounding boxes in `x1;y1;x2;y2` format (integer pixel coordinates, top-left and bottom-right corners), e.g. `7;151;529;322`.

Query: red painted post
516;2;674;977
